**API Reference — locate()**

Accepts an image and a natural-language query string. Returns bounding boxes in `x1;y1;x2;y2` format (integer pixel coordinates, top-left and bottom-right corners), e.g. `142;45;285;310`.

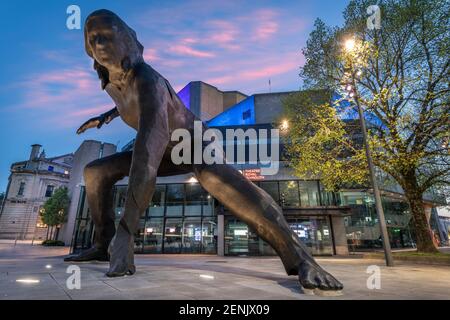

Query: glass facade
71;179;344;256
71;179;418;256
342;191;415;251
71;183;217;254
224;180;340;256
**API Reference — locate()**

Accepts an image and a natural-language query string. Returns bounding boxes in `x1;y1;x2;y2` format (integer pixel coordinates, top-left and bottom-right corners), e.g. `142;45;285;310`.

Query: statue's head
84;9;144;88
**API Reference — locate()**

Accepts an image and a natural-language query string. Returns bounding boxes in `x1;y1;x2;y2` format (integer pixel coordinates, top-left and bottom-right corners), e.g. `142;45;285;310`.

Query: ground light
16;279;40;284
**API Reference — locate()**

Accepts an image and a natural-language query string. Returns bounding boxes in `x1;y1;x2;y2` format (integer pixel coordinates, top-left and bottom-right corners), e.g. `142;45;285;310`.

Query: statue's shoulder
132;63;165;90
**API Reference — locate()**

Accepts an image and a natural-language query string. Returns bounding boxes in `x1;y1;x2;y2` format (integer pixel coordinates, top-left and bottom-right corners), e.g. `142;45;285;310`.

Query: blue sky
0;0;347;191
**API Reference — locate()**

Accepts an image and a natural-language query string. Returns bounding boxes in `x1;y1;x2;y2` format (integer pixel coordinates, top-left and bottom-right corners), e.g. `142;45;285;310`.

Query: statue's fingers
77;125;88;134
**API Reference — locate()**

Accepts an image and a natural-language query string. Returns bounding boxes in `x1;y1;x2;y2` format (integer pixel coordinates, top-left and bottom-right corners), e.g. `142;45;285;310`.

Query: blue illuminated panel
207;96;255;126
332;92;384;128
177;83;191;110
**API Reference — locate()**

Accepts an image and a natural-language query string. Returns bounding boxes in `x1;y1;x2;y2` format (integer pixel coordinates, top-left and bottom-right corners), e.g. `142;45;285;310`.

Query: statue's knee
84;161;103;182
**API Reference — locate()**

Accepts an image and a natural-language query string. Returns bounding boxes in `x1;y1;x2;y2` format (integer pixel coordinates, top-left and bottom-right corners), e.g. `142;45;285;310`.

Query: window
279;181;300;207
148;185;166;217
259;182;279;203
299;181;319;207
185;183;206;216
242;109;251;120
48;166;54;172
165;184;184;216
45;185;54;197
17;182;25;196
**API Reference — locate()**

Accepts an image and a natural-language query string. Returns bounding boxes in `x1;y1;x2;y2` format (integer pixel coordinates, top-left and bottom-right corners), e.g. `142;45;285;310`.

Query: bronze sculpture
65;9;343;291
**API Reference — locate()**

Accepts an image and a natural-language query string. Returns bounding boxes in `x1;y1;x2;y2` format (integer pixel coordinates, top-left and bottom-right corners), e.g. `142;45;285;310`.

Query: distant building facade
60;140;116;245
0;145;73;240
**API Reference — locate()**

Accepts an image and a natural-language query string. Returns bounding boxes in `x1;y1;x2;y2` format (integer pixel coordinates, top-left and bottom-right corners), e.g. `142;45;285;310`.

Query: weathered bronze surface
65;9;343;291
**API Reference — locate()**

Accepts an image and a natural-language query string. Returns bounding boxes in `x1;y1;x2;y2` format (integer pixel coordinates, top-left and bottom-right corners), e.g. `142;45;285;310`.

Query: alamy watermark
66;5;81;30
171;121;280;175
366;265;381;289
367;5;381;30
66;265;81;289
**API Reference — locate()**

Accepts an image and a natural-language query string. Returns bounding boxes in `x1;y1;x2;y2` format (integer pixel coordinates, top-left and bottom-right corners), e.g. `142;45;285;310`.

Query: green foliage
283;91;368;191
40;187;70;227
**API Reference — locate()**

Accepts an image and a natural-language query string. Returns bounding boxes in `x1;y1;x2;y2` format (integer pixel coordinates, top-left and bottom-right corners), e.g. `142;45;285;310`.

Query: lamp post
344;38;394;267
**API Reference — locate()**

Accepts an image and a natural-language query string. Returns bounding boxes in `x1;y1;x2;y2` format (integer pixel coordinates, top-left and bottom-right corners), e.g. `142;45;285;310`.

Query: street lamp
343;37;394;267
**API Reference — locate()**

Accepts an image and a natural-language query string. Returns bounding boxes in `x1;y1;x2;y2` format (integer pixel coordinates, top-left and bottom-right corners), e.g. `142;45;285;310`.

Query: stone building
0;145;73;240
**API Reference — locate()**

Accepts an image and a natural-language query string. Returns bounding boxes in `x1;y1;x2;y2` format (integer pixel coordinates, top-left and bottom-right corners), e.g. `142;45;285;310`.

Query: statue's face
86;17;127;71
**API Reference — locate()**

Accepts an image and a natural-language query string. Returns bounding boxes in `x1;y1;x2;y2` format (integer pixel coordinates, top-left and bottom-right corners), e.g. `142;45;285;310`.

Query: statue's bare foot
64;247;109;262
106;264;136;277
106;227;135;277
298;259;343;291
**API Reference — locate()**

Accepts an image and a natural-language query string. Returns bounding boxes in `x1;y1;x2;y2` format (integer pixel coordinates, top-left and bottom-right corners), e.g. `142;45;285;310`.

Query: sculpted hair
84;9;144;90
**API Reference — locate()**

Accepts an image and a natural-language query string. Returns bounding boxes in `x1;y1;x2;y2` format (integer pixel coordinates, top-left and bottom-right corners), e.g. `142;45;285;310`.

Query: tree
289;0;449;252
40;187;70;240
284;90;369;189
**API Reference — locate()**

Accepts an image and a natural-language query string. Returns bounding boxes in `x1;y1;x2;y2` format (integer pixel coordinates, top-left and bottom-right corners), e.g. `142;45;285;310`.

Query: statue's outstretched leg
193;163;343;291
65;151;132;262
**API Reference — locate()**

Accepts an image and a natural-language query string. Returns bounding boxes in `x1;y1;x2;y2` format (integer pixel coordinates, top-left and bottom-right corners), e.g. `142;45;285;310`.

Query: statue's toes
298;260;343;291
106;262;135;277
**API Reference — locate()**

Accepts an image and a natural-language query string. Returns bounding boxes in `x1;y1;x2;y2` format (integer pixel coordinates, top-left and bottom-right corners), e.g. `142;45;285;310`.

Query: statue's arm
103;106;120;124
121;85;170;227
76;106;119;134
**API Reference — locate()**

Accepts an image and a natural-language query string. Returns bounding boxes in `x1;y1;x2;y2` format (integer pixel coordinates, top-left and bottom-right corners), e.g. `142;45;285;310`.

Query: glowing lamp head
280;119;289;131
344;38;356;52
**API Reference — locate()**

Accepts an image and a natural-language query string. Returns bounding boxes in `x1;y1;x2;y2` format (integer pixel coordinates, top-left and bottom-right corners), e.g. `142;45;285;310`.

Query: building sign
10;200;27;204
240;168;265;181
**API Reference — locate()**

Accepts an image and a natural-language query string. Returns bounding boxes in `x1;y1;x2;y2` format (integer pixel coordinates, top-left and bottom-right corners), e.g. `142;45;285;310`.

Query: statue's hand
76;115;106;134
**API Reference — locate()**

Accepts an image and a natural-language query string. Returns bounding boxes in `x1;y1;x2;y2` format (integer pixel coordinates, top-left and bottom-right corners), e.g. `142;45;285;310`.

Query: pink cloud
11;65;114;129
253;21;278;41
168;44;215;58
143;48;160;61
239;9;280;41
204;60;297;86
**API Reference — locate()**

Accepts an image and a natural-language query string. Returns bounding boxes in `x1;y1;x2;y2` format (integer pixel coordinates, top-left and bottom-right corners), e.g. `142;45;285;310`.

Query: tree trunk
45;227;49;240
404;188;439;253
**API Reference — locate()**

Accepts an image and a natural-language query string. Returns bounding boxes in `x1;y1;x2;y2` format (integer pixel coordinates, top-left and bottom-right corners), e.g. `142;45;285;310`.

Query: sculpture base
302;288;344;297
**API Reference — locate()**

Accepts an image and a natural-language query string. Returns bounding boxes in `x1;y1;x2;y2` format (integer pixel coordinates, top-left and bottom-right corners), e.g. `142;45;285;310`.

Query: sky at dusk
0;0;348;191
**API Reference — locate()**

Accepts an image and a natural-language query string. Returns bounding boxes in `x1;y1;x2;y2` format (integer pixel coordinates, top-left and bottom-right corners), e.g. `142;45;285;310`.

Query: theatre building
67;81;446;256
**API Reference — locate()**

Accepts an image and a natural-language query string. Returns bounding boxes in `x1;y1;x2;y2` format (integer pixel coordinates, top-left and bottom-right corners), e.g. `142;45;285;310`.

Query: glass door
163;218;183;253
182;217;202;253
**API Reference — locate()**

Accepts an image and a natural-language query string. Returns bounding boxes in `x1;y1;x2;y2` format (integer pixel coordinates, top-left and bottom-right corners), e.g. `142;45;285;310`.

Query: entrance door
181;217;202;253
224;219;250;255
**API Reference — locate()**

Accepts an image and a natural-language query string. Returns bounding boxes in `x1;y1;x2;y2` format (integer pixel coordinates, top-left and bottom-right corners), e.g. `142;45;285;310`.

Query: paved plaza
0;242;449;300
